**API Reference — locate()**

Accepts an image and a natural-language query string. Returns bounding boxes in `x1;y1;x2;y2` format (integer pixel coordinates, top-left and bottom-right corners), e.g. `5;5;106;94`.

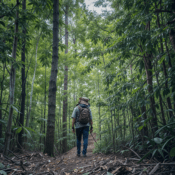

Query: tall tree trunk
26;35;40;127
140;40;158;134
62;5;69;153
98;72;101;140
155;6;173;118
4;0;19;155
18;0;26;150
0;64;5;139
169;0;175;51
43;65;46;146
141;104;148;138
165;40;175;110
44;0;59;156
123;109;126;140
110;110;115;152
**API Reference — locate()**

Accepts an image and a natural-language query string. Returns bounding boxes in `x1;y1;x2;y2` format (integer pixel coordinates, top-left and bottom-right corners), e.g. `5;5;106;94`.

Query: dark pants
76;126;89;155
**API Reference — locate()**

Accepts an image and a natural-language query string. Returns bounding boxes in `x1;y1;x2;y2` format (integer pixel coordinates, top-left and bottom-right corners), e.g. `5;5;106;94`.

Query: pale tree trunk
62;5;69;153
123;109;126;140
18;0;26;150
110;110;115;152
98;72;101;140
26;35;41;127
4;0;19;155
44;0;59;156
43;65;46;146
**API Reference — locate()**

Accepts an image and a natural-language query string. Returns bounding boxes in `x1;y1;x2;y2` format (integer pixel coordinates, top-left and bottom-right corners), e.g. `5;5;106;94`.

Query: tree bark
155;6;173;118
62;5;69;153
0;64;5;139
169;0;175;52
4;0;19;155
18;0;26;150
98;72;101;140
44;0;59;156
26;35;41;127
43;65;46;146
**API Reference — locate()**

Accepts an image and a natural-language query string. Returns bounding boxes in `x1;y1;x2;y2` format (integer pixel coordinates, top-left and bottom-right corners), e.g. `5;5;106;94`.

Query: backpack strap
78;105;83;113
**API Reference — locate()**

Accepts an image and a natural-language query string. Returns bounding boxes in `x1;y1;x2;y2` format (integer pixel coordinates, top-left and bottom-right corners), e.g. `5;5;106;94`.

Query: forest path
57;133;99;174
1;134;172;174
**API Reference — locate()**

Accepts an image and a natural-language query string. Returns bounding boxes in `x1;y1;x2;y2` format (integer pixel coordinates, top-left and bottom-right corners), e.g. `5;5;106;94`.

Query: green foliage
0;170;7;175
1;0;175;161
0;163;5;169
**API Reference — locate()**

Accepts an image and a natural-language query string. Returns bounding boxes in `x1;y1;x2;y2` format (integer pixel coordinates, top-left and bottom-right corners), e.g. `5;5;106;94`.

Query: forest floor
1;133;175;174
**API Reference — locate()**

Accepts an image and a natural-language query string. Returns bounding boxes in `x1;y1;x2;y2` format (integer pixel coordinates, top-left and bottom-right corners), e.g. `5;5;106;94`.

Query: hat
79;97;89;105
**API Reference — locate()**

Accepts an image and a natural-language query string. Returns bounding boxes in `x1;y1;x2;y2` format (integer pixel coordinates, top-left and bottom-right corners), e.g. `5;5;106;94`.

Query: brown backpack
78;106;90;124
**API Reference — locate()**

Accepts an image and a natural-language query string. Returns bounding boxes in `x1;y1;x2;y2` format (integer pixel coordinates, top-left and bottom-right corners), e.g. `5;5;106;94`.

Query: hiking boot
77;154;80;157
83;154;87;157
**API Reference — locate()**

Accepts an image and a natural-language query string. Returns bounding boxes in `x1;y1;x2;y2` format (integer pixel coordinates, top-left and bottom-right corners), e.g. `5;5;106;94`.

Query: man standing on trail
72;97;93;157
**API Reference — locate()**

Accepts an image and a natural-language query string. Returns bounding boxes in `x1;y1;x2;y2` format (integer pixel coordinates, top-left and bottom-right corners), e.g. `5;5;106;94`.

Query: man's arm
90;119;93;133
90;119;93;126
72;118;76;128
72;118;76;133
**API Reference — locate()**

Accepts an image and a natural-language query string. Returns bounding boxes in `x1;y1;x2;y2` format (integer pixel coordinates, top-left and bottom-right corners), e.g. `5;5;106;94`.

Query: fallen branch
124;146;141;159
149;163;160;175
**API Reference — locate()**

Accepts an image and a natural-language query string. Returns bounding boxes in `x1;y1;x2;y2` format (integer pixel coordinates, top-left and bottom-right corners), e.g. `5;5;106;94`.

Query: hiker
72;97;93;157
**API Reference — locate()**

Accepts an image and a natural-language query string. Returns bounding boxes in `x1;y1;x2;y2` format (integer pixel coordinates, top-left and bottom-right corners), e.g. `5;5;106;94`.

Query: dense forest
1;0;175;169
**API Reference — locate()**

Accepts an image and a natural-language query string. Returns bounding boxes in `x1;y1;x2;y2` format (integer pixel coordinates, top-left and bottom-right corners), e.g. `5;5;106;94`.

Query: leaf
15;127;22;134
155;122;175;136
0;108;8;114
0;170;7;175
0;163;5;169
0;119;6;125
154;138;163;144
158;148;164;158
162;137;174;149
170;147;175;157
25;127;36;133
138;126;144;131
138;149;153;163
165;109;174;112
11;105;20;113
107;172;113;175
0;21;5;27
23;127;32;138
152;149;157;157
82;173;90;175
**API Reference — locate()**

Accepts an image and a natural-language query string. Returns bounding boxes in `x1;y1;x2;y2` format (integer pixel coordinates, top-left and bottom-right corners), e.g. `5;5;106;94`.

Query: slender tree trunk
123;109;126;140
44;0;59;156
110;110;115;152
62;5;69;153
165;40;175;110
169;0;175;51
130;106;135;146
141;104;148;137
4;0;19;155
98;72;101;140
114;108;117;147
0;64;5;139
155;71;166;125
44;65;46;146
155;7;173;118
140;42;158;134
18;0;26;150
26;35;41;127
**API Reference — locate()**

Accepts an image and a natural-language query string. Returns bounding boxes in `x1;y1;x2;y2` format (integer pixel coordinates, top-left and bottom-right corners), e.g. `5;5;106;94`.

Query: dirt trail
57;133;97;174
2;133;173;174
